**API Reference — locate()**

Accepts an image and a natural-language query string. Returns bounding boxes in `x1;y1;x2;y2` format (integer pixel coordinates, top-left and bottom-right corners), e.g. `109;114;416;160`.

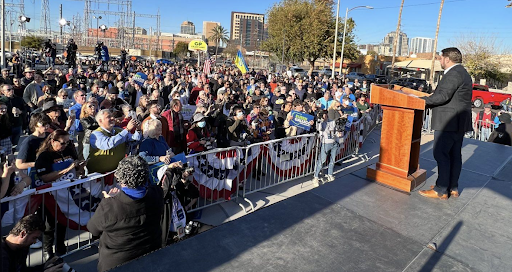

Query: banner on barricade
265;136;316;177
289;111;314;131
1;172;115;230
189;146;260;200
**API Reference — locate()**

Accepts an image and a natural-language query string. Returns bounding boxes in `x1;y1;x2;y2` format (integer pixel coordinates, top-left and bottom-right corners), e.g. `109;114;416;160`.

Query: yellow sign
188;40;208;52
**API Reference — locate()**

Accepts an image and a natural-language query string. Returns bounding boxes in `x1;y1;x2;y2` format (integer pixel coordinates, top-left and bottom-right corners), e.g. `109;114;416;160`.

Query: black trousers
433;130;464;194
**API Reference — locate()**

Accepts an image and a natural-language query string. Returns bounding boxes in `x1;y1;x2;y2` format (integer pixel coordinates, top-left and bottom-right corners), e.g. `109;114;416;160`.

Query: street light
93;15;102;42
338;5;373;76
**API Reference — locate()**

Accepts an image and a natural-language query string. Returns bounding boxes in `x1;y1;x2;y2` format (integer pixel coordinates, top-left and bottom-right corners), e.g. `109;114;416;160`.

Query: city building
126;27;147;35
230;11;265;51
203;21;221;46
410;37;434;54
379;31;409;57
181;21;195;35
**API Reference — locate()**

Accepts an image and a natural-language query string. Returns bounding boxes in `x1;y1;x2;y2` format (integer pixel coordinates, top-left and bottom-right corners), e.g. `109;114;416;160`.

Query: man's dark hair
9;214;45;236
115;155;149;188
441;47;463;63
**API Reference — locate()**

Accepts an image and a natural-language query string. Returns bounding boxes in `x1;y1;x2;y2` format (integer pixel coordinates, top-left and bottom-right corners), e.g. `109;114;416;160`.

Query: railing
0;106;383;267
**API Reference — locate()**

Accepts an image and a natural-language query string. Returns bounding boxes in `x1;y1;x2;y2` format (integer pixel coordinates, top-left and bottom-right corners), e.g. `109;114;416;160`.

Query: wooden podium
366;84;429;192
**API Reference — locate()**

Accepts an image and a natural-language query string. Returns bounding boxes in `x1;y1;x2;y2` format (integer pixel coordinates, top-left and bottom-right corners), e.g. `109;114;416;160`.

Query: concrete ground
113;125;512;272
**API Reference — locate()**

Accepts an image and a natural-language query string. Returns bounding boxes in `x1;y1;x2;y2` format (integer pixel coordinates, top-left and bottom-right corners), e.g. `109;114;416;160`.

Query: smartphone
7;154;15;166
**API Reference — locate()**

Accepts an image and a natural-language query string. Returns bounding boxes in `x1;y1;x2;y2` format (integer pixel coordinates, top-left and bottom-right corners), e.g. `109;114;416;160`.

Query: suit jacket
424;65;473;132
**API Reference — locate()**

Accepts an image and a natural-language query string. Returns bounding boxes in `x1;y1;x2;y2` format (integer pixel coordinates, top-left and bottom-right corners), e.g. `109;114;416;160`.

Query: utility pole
1;0;5;68
132;11;135;49
331;0;340;78
149;27;152;57
391;0;405;69
430;0;444;87
281;29;285;73
60;4;63;43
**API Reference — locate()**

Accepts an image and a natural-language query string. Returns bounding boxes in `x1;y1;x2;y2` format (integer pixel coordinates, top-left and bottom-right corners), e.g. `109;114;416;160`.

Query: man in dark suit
419;47;473;199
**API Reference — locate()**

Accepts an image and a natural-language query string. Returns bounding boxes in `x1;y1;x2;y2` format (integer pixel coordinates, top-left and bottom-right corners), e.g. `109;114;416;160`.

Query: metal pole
391;0;405;69
1;0;6;68
96;18;99;42
60;4;63;43
132;11;135;49
429;0;444;87
338;7;349;76
331;0;340;78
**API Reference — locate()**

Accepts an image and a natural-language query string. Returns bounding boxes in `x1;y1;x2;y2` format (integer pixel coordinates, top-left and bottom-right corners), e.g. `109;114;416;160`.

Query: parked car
346;72;366;81
318;68;335;77
289;66;307;78
365;74;387;84
471;84;511;108
389;77;427;90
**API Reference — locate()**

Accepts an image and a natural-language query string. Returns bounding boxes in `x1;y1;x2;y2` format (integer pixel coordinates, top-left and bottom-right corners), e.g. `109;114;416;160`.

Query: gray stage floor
110;135;512;272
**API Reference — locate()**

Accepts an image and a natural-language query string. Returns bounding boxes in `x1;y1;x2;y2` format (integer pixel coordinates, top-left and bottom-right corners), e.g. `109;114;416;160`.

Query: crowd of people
0;48;380;271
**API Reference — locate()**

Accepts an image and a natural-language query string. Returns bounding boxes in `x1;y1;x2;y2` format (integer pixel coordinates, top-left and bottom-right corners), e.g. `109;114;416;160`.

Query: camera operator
312;107;346;186
158;162;199;246
226;106;250;146
186;113;214;153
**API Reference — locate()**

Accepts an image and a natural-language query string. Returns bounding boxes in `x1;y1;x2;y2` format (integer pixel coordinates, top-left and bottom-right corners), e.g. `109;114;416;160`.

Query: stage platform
70;127;512;272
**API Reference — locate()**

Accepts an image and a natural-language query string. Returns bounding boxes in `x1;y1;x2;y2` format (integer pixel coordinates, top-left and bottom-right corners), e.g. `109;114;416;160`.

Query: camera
335;117;348;132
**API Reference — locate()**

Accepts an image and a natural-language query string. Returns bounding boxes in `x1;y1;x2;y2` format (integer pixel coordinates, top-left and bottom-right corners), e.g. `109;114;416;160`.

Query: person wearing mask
88;109;141;173
87;155;164;272
23;70;46;110
35;129;86;258
226;106;249;146
186;113;213;153
313;110;344;186
0;84;26;147
80;101;99;160
139;119;173;164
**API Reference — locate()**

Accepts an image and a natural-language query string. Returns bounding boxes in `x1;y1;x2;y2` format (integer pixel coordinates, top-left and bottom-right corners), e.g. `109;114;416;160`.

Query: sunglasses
87;105;96;108
54;139;70;145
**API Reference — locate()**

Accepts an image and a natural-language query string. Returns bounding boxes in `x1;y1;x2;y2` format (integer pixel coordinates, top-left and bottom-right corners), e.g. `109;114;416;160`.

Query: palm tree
208;25;229;58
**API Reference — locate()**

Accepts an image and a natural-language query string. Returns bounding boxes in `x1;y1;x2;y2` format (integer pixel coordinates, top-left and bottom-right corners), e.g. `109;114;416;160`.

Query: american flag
203;55;215;75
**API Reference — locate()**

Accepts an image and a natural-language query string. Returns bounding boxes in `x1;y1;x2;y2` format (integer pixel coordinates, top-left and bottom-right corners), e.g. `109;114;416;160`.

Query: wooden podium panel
367;84;429;192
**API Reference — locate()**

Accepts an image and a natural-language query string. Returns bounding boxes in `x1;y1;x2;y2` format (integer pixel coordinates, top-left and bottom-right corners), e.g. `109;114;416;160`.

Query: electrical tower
40;0;51;34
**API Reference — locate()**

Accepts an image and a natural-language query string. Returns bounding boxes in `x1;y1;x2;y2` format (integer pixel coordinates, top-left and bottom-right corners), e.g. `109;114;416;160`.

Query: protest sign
181;105;197;121
132;72;147;86
290;110;314;131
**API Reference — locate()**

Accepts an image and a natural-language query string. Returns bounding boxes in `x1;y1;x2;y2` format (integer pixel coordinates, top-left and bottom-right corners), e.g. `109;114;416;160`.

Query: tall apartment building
382;31;409;56
180;21;195;35
410;37;434;54
203;21;221;46
230;11;265;51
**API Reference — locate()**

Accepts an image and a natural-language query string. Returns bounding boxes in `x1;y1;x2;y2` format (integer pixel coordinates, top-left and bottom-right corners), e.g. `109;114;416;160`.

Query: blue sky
14;0;512;51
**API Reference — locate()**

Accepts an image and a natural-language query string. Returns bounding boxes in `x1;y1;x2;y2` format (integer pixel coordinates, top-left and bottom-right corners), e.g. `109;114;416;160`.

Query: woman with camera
312;103;346;186
35;129;87;258
186;113;214;154
139;119;174;164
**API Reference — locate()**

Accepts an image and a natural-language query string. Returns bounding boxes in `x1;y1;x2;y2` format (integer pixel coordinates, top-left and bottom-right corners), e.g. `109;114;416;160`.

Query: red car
472;84;511;108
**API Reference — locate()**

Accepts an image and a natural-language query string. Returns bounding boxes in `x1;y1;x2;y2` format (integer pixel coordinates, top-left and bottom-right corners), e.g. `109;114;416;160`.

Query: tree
20;35;45;50
452;34;510;82
223;39;241;59
209;25;229;58
174;41;189;58
263;0;359;73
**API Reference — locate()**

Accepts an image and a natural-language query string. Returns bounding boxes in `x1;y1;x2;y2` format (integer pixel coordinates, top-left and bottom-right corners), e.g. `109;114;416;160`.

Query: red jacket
186;128;210;153
161;109;184;148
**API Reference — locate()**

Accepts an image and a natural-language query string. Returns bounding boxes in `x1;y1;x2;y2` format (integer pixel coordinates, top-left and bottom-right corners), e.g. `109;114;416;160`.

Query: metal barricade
239;134;318;212
186;146;243;213
1;172;114;266
466;120;497;141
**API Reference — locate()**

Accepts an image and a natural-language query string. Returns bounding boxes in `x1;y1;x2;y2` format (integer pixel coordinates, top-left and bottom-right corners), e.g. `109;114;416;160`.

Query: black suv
389;77;427;90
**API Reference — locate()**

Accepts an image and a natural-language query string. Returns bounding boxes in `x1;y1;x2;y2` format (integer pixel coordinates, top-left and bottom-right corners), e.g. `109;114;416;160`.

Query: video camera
334;116;348;133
